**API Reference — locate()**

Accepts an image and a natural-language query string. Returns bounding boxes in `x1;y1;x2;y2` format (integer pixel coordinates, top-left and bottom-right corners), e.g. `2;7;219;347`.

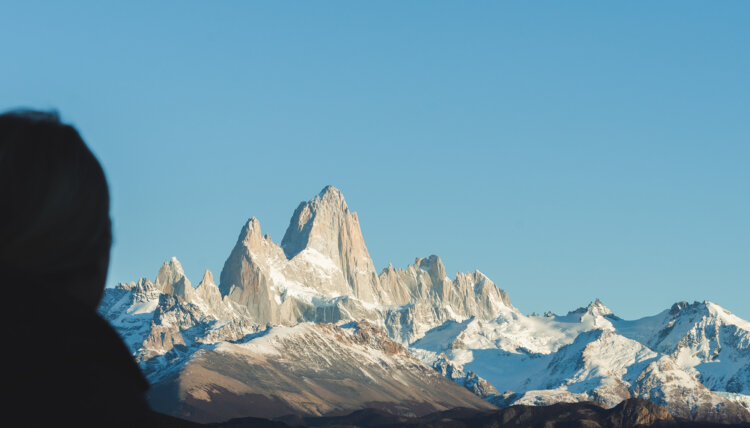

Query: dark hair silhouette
0;110;111;308
2;109;200;427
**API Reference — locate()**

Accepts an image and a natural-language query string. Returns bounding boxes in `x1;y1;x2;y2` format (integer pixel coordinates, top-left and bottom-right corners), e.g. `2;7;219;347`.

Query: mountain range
99;186;750;424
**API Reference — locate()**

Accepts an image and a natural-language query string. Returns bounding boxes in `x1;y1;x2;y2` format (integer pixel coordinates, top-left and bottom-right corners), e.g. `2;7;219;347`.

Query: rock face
281;186;382;304
99;185;750;424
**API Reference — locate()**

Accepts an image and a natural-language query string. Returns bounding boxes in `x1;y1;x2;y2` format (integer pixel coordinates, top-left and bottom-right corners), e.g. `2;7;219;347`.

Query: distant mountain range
99;186;750;424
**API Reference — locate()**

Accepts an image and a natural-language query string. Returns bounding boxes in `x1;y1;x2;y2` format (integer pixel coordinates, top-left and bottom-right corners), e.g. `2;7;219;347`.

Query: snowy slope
409;299;750;423
615;301;750;394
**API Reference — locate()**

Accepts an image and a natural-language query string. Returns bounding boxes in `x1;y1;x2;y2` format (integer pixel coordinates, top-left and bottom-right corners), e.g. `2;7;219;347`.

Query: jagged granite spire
219;216;283;323
281;185;348;259
280;185;382;303
155;257;192;300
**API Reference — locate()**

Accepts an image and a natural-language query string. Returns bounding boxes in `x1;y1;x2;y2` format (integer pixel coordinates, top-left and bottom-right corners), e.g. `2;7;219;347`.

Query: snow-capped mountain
410;299;750;424
99;186;750;424
616;300;750;395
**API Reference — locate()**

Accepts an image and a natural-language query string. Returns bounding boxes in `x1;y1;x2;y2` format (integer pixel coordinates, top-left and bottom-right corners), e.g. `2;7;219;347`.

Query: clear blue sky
1;1;748;320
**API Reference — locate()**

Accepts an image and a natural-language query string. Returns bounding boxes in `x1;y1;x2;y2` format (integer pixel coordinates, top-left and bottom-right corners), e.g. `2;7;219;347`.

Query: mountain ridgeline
215;185;511;337
99;186;750;424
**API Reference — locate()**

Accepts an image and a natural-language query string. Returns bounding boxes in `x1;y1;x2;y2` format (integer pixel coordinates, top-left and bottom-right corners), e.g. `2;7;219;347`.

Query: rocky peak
116;281;137;291
280;185;381;303
587;298;613;317
652;300;750;360
238;217;266;253
193;269;227;316
416;255;447;284
319;184;347;206
472;271;515;311
669;301;689;315
155;257;192;299
567;299;613;319
197;270;216;289
281;185;357;259
664;300;738;327
218;215;286;299
667;300;738;320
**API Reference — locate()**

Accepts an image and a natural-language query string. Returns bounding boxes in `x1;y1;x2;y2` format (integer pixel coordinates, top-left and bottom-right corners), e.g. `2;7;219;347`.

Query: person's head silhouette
0;110;111;309
1;109;205;427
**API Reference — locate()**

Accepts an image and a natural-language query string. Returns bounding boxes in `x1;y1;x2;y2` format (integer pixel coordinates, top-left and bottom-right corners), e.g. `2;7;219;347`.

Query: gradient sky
1;1;748;320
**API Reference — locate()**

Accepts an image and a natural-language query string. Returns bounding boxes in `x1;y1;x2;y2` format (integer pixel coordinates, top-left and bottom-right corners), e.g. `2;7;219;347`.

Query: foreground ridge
99;186;750;424
223;399;750;428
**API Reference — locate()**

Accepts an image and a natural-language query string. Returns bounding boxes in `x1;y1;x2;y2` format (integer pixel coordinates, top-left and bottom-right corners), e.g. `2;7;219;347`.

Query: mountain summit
281;186;354;258
281;185;381;303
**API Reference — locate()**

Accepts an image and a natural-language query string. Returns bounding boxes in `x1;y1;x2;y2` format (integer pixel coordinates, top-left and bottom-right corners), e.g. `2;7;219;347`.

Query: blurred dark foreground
212;399;750;428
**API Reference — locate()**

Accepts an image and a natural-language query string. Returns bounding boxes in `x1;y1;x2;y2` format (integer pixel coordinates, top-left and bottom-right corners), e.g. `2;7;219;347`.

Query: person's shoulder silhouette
0;110;200;427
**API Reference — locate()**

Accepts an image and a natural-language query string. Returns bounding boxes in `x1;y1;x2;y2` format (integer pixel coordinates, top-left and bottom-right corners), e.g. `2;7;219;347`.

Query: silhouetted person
1;110;199;427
